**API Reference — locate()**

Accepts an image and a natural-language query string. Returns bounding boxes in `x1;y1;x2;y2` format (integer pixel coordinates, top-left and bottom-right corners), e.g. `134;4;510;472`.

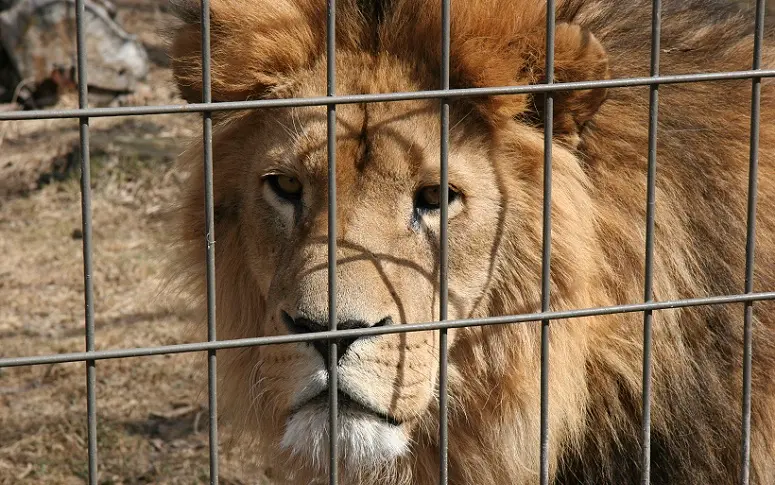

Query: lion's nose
281;311;392;366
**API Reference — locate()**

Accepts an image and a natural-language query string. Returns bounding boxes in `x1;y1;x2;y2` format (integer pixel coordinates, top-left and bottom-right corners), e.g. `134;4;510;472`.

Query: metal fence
1;0;775;484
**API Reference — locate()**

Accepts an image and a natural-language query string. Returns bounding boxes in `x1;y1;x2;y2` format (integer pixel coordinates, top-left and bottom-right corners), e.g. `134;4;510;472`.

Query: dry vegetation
0;0;772;483
0;2;273;483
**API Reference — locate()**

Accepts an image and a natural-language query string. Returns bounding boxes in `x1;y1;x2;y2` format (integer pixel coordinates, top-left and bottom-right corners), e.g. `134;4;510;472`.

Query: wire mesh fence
0;0;773;484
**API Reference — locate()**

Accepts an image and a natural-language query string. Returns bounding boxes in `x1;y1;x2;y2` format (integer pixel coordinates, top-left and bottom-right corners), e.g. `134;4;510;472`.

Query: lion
167;0;775;483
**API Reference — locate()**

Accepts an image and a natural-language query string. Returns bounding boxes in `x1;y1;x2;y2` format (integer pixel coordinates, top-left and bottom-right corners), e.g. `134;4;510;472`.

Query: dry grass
0;113;274;483
0;3;275;484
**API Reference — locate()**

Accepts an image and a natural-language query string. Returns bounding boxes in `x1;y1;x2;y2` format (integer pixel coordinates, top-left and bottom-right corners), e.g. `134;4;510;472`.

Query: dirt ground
0;0;772;484
0;2;272;484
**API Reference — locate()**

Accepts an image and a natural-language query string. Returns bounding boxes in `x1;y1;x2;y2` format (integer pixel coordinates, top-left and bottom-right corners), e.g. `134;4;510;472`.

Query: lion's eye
266;174;303;202
415;185;461;212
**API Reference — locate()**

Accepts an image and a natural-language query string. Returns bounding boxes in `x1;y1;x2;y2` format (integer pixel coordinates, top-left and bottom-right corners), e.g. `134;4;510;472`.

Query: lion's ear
169;0;326;103
516;23;610;145
461;22;610;145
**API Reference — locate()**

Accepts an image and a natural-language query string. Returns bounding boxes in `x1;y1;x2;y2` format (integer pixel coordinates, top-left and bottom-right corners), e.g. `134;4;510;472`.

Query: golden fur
169;0;775;483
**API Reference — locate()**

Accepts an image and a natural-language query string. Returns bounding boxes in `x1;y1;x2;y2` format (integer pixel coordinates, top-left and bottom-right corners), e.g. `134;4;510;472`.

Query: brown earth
0;0;771;484
0;2;275;484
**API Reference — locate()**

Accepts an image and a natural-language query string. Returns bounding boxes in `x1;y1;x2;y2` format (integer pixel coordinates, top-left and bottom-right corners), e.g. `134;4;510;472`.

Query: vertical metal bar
326;0;338;483
539;1;555;484
200;0;219;482
641;1;661;483
75;0;97;482
438;0;451;482
740;0;764;483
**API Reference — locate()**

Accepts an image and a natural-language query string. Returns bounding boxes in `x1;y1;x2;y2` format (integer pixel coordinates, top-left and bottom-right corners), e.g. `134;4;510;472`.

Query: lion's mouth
281;388;410;465
293;390;403;427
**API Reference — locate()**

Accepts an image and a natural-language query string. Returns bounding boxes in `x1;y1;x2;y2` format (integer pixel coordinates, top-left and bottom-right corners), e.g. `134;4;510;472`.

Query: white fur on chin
280;403;409;471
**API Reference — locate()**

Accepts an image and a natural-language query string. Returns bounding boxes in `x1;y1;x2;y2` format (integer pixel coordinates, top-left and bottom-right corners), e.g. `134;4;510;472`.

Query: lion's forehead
255;105;439;198
294;101;439;150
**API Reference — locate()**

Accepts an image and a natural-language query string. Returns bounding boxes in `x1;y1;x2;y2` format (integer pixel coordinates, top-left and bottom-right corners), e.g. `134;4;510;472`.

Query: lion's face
217;60;514;468
172;1;609;477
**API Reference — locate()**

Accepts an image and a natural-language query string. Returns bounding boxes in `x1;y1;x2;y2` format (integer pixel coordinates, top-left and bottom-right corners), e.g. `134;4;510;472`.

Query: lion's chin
280;401;409;470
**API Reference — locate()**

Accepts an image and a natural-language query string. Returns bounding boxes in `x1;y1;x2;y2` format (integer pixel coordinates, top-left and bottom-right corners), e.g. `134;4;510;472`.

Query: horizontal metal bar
2;69;774;121
1;291;773;368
